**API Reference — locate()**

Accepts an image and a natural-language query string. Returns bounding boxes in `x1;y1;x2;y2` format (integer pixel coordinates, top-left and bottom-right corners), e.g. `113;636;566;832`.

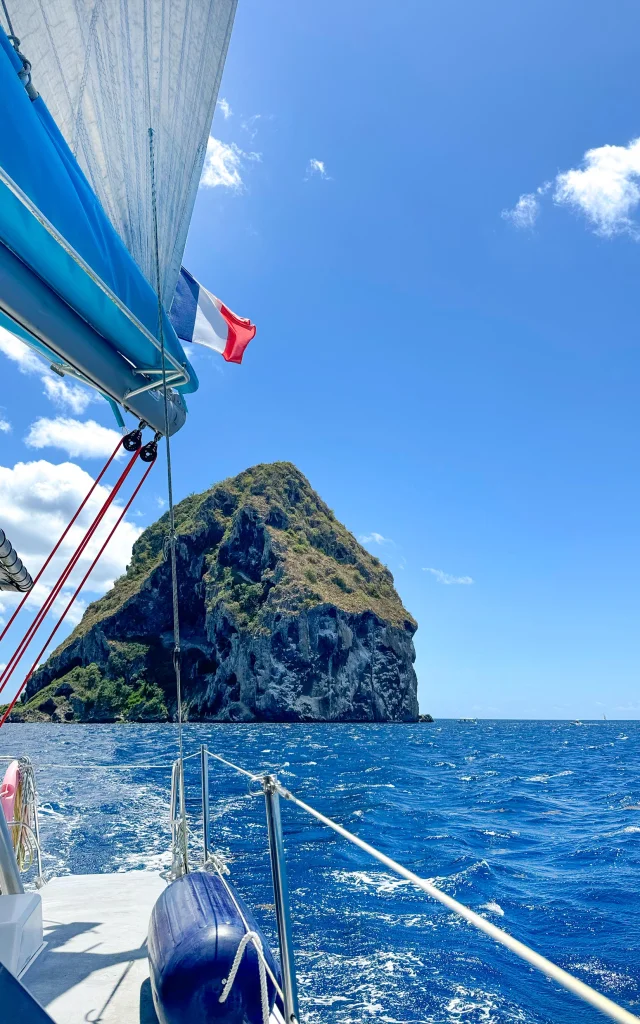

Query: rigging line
0;436;124;644
205;749;264;782
148;124;188;872
277;783;640;1024
30;752;204;770
0;0;14;38
0;448;141;697
0;461;156;727
0;443;136;684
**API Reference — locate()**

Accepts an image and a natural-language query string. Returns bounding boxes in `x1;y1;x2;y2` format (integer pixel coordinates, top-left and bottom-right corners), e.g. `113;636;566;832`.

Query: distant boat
458;718;477;724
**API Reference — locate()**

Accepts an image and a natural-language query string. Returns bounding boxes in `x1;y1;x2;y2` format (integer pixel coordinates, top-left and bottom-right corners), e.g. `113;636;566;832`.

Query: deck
22;872;165;1023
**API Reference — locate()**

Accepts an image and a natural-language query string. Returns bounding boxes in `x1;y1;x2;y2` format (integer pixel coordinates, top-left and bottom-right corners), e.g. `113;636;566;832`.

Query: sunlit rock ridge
13;462;419;723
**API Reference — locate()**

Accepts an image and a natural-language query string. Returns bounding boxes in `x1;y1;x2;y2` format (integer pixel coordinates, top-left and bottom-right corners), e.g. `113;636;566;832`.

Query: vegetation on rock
6;462;418;723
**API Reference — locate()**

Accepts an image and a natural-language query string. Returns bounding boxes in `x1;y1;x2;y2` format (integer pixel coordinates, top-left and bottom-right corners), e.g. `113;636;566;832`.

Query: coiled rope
3;756;44;884
207;853;285;1007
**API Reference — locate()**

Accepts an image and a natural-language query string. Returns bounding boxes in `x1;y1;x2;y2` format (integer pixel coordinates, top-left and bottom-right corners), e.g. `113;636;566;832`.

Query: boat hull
148;870;280;1024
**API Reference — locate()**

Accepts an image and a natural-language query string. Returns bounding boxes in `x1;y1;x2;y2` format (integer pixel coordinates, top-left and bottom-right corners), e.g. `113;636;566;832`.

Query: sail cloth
170;267;256;363
8;0;238;307
0;25;195;433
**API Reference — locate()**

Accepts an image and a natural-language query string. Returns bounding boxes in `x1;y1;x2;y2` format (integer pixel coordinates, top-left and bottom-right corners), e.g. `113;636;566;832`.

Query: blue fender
148;871;281;1024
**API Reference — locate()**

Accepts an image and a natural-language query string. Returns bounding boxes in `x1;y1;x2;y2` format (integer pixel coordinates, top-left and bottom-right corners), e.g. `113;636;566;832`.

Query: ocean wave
6;719;639;1024
446;984;528;1023
526;770;574;783
331;870;414;894
568;960;638;993
480;901;505;916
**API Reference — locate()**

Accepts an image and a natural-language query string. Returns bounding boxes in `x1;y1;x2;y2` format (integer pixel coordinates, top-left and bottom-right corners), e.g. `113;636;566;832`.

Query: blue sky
1;0;640;718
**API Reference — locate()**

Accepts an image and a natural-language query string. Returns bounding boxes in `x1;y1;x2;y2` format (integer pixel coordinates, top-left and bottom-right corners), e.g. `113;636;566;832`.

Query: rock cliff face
12;463;418;723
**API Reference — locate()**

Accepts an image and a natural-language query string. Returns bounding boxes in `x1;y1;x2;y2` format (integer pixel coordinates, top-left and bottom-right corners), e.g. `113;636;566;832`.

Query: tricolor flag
169;266;256;364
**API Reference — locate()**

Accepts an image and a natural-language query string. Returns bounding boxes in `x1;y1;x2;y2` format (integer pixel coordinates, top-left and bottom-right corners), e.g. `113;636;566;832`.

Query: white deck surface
22;872;165;1023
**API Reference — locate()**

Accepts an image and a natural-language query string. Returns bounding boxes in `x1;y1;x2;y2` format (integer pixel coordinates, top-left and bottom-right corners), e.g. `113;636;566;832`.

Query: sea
1;719;639;1024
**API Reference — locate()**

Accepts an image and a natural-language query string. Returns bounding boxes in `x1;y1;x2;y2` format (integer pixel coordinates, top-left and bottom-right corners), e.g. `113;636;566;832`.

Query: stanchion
262;775;299;1023
200;745;210;862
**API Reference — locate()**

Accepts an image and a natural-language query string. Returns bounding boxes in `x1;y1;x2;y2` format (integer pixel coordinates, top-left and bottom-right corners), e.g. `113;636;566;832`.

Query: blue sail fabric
0;28;198;394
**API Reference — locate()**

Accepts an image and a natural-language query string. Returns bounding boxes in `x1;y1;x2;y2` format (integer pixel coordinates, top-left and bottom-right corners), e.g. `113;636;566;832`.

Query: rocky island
8;462;419;723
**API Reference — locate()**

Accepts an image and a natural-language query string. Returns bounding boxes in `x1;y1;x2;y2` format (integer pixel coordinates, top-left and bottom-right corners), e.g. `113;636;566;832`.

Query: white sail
7;0;237;305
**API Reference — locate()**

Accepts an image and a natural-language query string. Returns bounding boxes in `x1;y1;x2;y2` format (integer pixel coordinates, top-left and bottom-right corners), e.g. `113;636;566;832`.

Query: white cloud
155;496;167;509
554;138;640;236
0;459;143;626
501;192;539;229
359;532;393;546
0;326;45;374
217;98;232;119
505;136;640;238
501;182;551;230
423;567;474;585
240;114;262;140
0;417;10;433
41;375;94;414
200;137;261;191
25;418;122;460
0;325;95;413
306;158;330;180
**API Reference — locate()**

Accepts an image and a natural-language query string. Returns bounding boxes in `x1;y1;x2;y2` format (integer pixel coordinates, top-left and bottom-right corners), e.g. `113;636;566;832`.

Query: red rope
0;461;155;727
0;449;140;698
0;436;124;644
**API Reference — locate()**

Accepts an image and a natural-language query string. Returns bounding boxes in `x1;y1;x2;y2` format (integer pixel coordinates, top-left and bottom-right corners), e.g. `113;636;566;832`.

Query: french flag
169;266;256;363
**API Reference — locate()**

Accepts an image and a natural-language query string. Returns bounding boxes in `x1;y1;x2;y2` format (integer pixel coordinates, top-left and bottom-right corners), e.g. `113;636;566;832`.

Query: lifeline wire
0;0;14;37
32;751;203;770
208;850;285;1004
277;784;640;1024
203;750;639;1024
148;123;188;872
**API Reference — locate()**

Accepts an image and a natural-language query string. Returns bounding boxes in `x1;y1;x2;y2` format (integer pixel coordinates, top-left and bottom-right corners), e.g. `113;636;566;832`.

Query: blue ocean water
1;720;638;1023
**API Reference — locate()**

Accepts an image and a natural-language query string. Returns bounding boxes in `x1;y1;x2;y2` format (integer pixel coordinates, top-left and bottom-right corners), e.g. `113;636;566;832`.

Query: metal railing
0;756;44;891
193;747;640;1024
7;748;637;1024
0;801;23;895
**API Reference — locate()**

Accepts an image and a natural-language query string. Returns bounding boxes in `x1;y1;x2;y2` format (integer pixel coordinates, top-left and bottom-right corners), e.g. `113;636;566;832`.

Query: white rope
219;929;270;1024
277;783;639;1024
207;855;285;1004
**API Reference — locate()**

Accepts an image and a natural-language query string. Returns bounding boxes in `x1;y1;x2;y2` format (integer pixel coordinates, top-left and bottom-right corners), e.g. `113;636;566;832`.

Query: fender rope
219;930;271;1024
